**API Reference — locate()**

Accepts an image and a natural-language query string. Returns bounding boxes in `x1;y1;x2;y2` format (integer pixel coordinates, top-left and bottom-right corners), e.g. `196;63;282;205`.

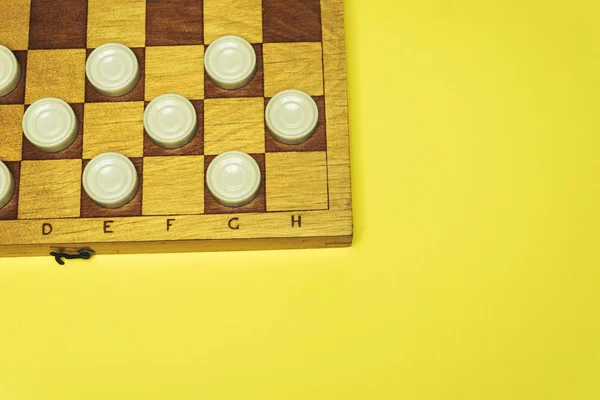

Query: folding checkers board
0;0;352;257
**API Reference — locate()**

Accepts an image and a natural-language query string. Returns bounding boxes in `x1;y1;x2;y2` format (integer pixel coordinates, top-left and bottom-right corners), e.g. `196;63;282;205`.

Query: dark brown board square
0;51;26;105
204;153;266;214
204;44;264;99
263;0;322;43
22;103;84;160
146;0;203;46
80;158;143;218
29;0;88;49
143;100;204;156
264;96;327;152
0;162;19;220
85;48;145;103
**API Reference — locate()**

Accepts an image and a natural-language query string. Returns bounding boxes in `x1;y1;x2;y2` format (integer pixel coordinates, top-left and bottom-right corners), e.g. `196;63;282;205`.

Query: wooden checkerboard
0;0;352;257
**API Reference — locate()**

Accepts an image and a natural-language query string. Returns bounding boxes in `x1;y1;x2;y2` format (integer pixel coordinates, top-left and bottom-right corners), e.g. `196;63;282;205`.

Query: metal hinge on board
50;249;95;265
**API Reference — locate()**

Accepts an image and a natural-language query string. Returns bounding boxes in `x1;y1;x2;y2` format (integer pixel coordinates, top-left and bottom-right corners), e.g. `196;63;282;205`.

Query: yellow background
1;0;599;398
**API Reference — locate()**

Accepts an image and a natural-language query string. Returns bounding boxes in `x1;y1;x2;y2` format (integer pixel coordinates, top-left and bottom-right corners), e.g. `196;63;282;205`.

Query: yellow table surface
1;1;598;398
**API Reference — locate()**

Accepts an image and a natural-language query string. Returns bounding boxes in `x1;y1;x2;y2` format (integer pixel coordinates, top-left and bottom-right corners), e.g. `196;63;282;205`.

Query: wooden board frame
0;0;352;257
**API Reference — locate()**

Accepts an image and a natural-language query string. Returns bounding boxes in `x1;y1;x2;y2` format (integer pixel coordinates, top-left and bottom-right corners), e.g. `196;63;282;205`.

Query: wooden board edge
0;234;354;258
321;0;353;214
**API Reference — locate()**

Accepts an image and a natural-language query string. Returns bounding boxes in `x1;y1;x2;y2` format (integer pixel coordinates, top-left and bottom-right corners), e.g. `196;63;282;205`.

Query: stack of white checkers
0;36;320;210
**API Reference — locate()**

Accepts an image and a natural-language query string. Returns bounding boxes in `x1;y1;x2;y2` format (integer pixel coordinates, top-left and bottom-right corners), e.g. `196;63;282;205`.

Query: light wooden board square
204;98;265;155
83;102;144;159
87;0;146;48
204;0;262;44
142;156;205;215
0;105;24;161
263;43;324;97
0;0;30;50
266;152;328;211
145;45;204;101
25;49;86;104
18;159;81;219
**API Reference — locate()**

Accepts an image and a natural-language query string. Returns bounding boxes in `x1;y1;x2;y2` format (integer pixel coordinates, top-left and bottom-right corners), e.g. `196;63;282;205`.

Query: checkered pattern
0;0;329;221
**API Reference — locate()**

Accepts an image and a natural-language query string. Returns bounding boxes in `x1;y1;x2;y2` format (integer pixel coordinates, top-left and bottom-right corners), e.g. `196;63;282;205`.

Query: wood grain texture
0;50;27;105
82;102;144;159
0;105;24;161
29;0;87;49
18;159;81;219
263;0;322;43
142;156;204;215
85;48;145;103
0;0;31;50
25;49;86;104
0;235;353;257
321;0;352;212
145;45;204;101
87;0;146;48
204;153;266;214
266;152;328;211
204;97;265;155
204;0;263;44
80;158;143;218
0;209;352;245
0;0;352;256
263;42;324;97
146;0;203;46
